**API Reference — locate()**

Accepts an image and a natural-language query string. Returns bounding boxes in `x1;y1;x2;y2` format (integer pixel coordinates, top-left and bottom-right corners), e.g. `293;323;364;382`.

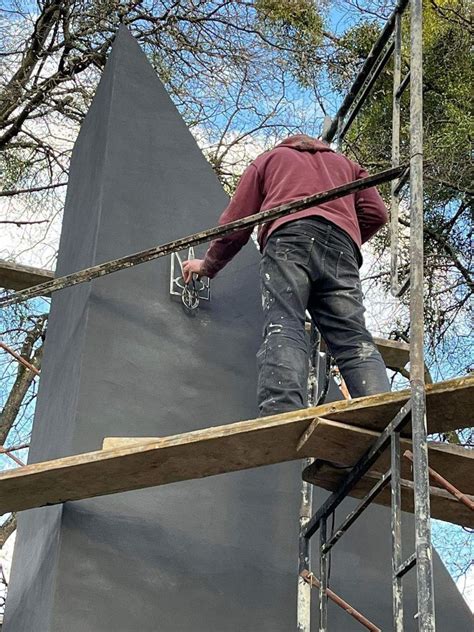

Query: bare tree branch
0;220;49;226
0;317;46;445
0;182;67;197
0;514;16;548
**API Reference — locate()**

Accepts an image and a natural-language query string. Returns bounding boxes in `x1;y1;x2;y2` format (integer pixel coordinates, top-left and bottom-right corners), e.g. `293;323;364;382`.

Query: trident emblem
170;247;210;310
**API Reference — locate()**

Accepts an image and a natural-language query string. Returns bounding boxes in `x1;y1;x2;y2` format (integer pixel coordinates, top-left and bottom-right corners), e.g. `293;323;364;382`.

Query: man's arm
183;164;263;282
354;165;389;243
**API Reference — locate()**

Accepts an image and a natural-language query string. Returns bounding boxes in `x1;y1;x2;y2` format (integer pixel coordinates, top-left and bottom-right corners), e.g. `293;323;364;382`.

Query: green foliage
331;1;472;197
255;0;324;32
421;0;472;203
330;22;381;92
255;0;325;86
330;0;472;375
0;151;32;190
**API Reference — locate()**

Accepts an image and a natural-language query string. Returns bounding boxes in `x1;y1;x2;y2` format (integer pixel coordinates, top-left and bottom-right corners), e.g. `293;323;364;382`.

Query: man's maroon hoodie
201;134;388;278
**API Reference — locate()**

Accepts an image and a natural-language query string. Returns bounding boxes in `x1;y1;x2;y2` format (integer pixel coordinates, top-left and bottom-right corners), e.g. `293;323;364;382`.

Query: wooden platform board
298;418;474;495
368;337;409;371
0;259;54;292
301;375;473;436
0;377;471;514
303;461;474;528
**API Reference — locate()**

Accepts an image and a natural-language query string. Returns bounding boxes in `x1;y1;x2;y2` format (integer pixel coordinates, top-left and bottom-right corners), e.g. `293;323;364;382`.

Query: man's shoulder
319;150;363;178
250;145;363;180
253;146;356;168
252;146;297;170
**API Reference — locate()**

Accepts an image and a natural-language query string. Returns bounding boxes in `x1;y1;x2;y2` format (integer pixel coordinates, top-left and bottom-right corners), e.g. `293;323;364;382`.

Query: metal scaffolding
0;2;441;629
298;0;436;630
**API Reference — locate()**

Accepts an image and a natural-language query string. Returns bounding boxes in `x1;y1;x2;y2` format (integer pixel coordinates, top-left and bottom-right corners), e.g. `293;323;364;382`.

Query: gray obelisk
5;27;472;631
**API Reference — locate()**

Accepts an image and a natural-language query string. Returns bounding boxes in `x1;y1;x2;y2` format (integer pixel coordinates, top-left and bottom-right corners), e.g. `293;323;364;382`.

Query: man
183;134;391;416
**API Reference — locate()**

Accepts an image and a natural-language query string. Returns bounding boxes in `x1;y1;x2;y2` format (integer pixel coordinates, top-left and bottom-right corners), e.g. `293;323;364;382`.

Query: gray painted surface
5;27;472;632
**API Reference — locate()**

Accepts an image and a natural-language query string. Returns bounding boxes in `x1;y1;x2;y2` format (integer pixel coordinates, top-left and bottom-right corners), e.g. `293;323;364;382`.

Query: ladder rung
323;469;392;553
395;553;417;578
391;275;410;298
395;71;411;99
393;167;410;196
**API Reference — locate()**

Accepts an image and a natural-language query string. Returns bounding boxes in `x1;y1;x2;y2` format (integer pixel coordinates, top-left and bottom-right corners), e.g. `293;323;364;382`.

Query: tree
328;0;472;380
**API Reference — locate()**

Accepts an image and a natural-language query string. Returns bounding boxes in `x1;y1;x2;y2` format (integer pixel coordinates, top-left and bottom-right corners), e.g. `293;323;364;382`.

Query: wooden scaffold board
0;259;54;292
0;377;472;521
372;337;409;371
303;461;474;528
300;420;474;527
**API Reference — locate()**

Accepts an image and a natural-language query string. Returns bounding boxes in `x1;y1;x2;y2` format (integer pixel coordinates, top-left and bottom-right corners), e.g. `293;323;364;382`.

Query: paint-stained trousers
257;217;391;416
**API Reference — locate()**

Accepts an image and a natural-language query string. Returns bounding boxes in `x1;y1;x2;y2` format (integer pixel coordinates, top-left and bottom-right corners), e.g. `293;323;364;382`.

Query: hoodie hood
275;134;332;153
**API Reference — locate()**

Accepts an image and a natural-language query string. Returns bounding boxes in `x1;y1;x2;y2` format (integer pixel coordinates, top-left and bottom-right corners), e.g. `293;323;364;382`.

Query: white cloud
456;564;474;613
0;530;15;586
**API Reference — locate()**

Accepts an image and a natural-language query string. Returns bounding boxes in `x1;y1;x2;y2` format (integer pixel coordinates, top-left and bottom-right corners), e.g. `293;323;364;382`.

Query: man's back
253;136;387;249
187;134;387;280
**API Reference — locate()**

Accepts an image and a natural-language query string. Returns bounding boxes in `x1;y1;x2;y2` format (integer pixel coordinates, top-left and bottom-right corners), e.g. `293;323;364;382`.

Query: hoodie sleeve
354;165;389;243
201;164;263;278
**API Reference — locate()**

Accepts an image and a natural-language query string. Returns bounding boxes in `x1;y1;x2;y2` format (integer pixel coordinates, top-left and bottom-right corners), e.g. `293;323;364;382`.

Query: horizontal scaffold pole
0;165;406;308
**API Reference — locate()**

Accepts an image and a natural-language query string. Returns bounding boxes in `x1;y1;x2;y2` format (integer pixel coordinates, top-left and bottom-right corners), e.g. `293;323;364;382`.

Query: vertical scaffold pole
390;11;402;295
391;429;404;631
410;0;436;629
319;517;328;632
298;473;314;632
391;13;405;630
297;324;319;631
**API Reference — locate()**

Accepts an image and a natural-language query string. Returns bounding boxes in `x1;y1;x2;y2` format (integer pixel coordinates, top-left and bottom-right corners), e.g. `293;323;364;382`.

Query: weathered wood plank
303;462;474;528
297;418;474;495
1;416;309;513
0;259;54;291
313;376;473;435
0;377;471;514
104;428;474;496
102;437;161;450
372;337;409;370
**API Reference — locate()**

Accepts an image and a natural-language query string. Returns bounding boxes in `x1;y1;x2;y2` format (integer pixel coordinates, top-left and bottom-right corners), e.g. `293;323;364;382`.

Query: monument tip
114;23;135;45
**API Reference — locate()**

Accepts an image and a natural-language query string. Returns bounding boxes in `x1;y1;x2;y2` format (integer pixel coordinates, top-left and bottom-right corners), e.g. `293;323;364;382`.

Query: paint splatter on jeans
257;218;391;416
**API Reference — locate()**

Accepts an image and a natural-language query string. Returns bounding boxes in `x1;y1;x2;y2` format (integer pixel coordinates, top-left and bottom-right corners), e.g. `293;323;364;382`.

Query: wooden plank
297;418;474;495
0;259;54;291
303;462;474;528
313;375;473;435
372;337;409;370
0;414;310;514
0;377;471;514
102;437;160;450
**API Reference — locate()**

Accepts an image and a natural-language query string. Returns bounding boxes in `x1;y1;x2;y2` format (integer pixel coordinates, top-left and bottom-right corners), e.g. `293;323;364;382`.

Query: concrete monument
5;27;471;631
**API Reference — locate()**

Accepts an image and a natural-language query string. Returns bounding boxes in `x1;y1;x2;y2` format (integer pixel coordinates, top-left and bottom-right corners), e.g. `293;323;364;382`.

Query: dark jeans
257;218;391;416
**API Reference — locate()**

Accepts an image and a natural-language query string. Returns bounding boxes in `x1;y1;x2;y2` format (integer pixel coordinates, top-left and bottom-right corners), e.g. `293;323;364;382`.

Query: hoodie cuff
200;259;217;279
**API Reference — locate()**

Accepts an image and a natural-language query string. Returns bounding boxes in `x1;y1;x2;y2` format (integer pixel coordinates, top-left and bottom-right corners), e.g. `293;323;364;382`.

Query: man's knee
332;338;380;366
261;320;307;353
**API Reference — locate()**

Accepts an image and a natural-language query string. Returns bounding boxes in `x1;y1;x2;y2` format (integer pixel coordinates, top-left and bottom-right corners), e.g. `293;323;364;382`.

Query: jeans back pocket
270;235;314;265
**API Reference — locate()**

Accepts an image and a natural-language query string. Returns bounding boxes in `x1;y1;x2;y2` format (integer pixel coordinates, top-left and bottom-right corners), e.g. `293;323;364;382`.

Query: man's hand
182;259;205;284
